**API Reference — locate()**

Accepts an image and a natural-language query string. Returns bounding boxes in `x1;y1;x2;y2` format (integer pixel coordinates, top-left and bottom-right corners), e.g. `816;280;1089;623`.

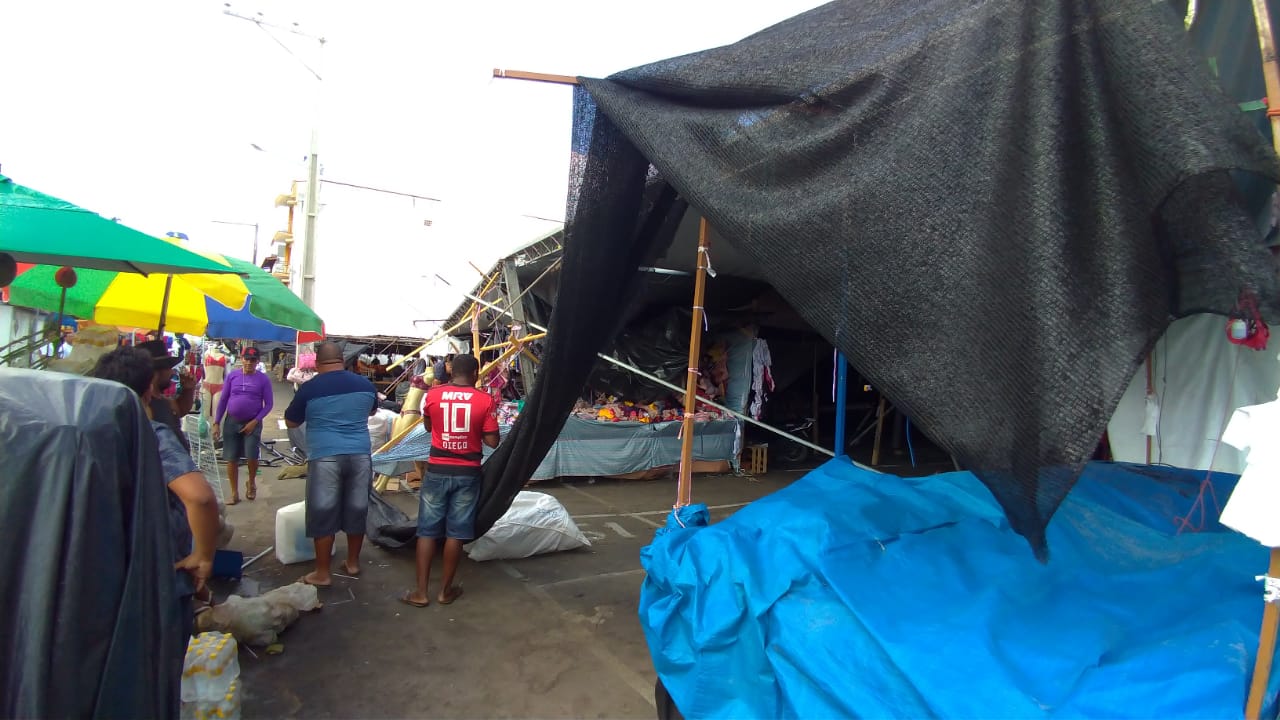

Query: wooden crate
742;444;768;475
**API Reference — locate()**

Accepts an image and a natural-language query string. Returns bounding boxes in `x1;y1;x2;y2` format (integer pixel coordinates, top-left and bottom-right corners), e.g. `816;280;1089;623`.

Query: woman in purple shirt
213;347;273;503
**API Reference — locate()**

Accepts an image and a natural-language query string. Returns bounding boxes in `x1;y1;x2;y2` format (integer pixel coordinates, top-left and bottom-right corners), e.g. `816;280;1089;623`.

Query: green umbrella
0;174;234;275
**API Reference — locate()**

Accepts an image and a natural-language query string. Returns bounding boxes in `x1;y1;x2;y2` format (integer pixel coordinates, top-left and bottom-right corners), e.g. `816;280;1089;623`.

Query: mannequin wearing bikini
203;344;229;420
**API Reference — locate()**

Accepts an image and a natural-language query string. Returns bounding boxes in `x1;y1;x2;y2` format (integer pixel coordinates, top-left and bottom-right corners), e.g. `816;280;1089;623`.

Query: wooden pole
471;304;482;365
479;339;527;378
1152;351;1162;461
157;275;174;335
871;397;888;466
492;68;580;86
1246;2;1280;717
676;218;712;508
479;332;546;353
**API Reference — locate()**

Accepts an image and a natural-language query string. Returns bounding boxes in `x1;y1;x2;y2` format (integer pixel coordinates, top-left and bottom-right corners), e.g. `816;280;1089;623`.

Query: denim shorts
417;472;481;540
221;416;261;461
305;454;372;538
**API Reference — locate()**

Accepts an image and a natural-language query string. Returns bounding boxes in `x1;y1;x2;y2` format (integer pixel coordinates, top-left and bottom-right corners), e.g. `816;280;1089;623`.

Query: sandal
227;495;240;506
246;481;256;501
399;591;429;608
438;585;464;605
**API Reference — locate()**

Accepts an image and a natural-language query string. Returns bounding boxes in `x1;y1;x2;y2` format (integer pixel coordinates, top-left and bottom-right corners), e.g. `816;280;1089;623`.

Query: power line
318;179;442;202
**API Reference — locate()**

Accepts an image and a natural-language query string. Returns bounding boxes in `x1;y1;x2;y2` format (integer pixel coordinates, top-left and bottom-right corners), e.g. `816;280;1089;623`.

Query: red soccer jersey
422;384;499;476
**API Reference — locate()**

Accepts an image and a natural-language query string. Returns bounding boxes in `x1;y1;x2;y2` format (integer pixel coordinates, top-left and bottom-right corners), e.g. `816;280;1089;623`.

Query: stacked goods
45;323;116;375
181;632;241;720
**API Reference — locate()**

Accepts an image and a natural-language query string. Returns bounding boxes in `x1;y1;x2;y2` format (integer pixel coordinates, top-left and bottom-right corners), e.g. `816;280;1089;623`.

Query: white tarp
1108;313;1280;474
1220;400;1280;546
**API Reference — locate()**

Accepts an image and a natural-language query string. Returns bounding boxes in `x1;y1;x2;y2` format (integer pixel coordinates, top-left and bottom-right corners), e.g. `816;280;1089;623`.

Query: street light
211;220;260;264
224;3;324;309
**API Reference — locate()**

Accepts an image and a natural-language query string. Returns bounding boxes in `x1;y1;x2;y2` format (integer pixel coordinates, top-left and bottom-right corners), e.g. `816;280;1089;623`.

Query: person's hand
240;418;259;435
175;553;213;593
212;423;221;441
177;367;195;391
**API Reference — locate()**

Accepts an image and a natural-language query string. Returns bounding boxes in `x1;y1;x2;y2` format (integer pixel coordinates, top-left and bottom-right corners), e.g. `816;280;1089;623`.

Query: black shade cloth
478;0;1280;553
0;368;182;718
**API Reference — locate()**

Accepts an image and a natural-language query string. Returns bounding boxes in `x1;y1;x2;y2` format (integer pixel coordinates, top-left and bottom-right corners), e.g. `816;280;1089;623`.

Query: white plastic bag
466;491;591;561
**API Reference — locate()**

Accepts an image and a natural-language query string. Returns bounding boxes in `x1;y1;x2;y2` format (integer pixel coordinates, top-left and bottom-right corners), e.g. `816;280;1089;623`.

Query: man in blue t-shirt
284;341;378;587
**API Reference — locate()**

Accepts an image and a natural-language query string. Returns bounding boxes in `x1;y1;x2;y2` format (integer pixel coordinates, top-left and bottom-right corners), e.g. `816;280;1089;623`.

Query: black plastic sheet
366;490;416;550
0;368;183;718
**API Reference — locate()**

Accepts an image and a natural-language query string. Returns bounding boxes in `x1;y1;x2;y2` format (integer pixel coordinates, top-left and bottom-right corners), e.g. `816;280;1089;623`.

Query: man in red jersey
401;354;499;607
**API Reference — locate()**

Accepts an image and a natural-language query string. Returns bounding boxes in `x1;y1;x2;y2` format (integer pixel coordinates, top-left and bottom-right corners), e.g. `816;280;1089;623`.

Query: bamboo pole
479;332;546;353
480;339;527;377
492;68;580;86
675;219;712;508
1246;2;1280;717
471;305;482;369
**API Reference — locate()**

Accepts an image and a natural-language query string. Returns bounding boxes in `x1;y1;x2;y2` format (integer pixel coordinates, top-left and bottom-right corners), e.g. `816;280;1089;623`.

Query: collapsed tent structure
476;0;1280;716
477;0;1280;553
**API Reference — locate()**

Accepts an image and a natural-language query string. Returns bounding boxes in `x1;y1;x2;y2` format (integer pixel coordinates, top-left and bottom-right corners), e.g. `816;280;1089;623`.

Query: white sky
0;0;825;325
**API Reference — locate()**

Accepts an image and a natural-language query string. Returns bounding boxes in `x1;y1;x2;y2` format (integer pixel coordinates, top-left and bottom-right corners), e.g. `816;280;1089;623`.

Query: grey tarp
374;418;739;480
0;368;183;718
476;0;1280;554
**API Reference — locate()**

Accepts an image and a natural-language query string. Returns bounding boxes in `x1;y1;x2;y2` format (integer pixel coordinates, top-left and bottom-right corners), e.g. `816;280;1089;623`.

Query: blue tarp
640;461;1280;718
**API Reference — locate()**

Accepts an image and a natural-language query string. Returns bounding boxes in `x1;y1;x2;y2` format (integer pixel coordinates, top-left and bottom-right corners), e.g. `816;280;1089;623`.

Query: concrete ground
212;381;948;718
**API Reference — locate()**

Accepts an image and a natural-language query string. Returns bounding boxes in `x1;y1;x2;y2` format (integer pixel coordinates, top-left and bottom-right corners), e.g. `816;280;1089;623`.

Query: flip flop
300;574;332;588
438;586;464;605
246;484;256;501
226;496;239;506
399;591;429;608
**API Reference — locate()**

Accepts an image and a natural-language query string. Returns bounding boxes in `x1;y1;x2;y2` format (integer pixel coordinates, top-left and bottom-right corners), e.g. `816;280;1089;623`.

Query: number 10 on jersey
439;402;472;433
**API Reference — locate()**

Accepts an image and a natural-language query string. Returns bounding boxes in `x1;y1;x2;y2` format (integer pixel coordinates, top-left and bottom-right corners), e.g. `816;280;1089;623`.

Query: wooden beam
492;68;580;86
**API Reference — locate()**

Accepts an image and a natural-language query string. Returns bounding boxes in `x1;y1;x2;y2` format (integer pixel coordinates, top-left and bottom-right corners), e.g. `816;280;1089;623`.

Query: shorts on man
417;473;481;540
306;453;373;537
220;416;261;461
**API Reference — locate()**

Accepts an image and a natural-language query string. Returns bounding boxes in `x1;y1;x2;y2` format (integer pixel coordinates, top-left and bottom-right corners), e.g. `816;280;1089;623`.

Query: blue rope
905;417;917;468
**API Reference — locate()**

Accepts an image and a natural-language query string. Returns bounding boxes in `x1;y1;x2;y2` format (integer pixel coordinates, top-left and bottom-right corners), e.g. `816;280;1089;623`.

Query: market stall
373;320;761;481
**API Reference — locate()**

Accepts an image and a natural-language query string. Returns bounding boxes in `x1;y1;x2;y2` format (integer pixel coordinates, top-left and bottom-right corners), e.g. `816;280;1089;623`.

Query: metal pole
252;223;260;265
54;287;68;355
301;118;320;308
834;351;849;456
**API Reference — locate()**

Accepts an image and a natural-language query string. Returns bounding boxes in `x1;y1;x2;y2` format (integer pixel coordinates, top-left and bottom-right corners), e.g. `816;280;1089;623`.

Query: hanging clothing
749;339;774;420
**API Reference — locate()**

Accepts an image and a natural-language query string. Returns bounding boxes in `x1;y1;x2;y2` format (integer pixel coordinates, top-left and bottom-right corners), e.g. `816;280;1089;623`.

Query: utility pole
223;4;325;308
211;219;260;263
